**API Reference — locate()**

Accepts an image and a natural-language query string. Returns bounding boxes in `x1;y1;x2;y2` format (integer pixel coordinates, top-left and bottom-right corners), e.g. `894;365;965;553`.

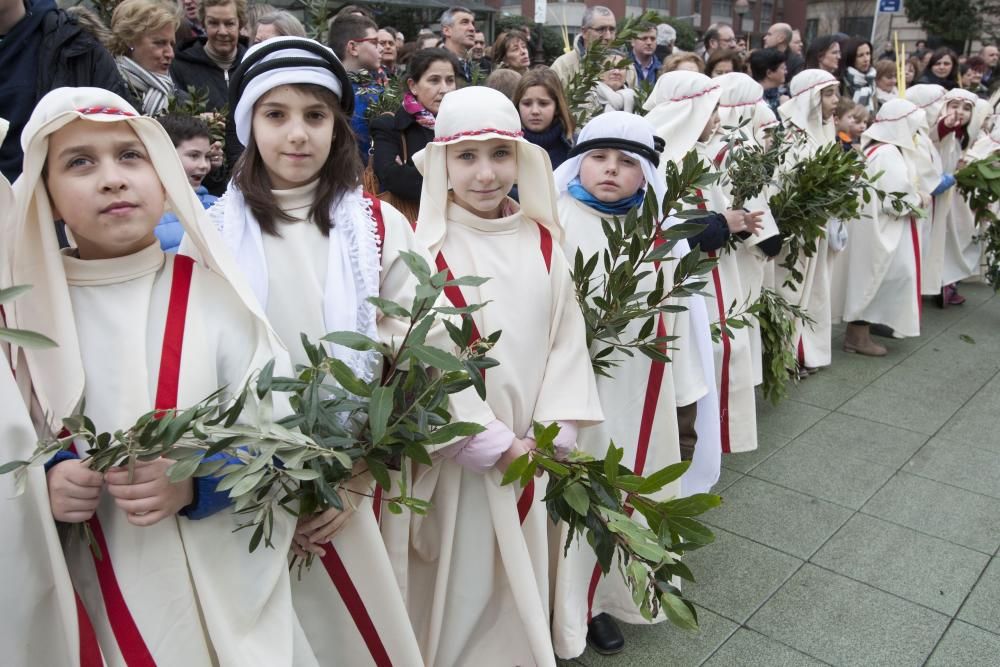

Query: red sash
433;222;553;524
76;254;195;666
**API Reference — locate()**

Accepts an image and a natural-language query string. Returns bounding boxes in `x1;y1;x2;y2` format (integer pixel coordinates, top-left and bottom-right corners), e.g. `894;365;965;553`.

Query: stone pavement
565;282;1000;667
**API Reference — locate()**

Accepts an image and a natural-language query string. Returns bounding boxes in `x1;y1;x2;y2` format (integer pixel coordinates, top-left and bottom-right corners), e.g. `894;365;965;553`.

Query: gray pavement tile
785;371;866;410
926;621;1000;666
861;472;1000;554
837;384;964;435
721;429;793;473
938;375;1000;453
754;399;829;440
713;466;743;493
703;477;852;559
822;347;898;384
747;564;949;667
958;558;1000;634
869;362;993;404
791;412;928;468
702;629;828;667
581;606;737;667
905;436;1000;499
811;514;989;615
680;528;803;623
749;439;897;510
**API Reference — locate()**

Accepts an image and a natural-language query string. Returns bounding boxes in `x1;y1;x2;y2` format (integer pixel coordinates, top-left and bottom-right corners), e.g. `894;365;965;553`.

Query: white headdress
862;98;921;151
904;83;947;131
642;70;723;167
412;86;561;256
778;69;838;145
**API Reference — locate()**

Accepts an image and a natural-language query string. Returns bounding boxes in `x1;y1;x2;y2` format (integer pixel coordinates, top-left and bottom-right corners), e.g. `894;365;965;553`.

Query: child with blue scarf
154;114;219;252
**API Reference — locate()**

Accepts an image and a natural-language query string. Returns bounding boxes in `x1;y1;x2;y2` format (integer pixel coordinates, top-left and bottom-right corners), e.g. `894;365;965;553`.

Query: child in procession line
155;113;220;252
4;87;311;665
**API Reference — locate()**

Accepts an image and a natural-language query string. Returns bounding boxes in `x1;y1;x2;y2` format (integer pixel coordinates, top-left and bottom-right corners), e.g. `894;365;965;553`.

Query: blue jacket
351;77;382;165
156;186;217;253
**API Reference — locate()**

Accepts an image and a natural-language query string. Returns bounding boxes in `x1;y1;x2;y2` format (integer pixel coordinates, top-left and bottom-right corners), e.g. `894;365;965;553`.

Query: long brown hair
512;68;574;142
233;84;362;237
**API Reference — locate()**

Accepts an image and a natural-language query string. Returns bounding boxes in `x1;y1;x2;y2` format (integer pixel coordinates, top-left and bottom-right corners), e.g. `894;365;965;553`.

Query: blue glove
931;173;956;196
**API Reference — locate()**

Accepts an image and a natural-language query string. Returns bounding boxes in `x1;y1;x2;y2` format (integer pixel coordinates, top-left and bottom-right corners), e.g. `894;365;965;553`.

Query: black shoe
870;323;895;338
586;613;625;655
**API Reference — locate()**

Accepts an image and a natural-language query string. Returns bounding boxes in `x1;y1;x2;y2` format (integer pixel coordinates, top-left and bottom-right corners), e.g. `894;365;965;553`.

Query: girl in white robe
928;88;979;305
192;37;451;667
383;86;603;667
774;69;841;371
840;99;925;346
644;71;763;454
4;87;315;666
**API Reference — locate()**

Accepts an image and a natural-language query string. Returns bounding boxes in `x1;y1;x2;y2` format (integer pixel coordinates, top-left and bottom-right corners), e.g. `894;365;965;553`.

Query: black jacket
0;0;132;181
370;107;434;202
170;39;246;112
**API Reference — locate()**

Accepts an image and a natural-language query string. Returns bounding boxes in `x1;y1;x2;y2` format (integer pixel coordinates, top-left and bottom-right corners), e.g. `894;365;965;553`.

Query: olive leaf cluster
502;424;721;629
720;122;792;210
749;288;816;405
3;251;495;556
956;156;1000;290
571;151;718;377
563;11;659;127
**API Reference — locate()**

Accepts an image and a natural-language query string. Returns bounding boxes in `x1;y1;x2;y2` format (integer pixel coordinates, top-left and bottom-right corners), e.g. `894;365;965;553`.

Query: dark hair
333;4;373;20
961;55;987;75
635;21;656;33
233;84;362;237
749;48;787;81
805;34;843;76
841;37;873;71
706;48;743;77
918;47;959;88
512;67;574;140
702;23;731;52
156;114;212;147
407;47;461;83
327;13;378;60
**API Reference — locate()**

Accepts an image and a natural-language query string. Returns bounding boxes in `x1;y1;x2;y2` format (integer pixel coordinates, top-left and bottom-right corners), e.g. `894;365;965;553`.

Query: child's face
821;87;839;120
578;148;645;203
945;99;974;127
45;120;164;260
252;85;335;189
518;85;556;133
445;138;517;218
175;136;212;189
876;72;897;93
846;113;867;140
698;107;720;142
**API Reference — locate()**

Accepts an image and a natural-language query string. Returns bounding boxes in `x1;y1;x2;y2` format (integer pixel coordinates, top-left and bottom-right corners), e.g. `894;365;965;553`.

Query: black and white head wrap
229;36;354;146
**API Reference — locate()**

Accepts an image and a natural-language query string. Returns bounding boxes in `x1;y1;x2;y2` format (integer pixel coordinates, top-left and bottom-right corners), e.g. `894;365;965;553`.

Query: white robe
929;128;980;289
384;201;603;667
840;143;923;337
57;244;311;667
258;184;432;667
550;195;682;659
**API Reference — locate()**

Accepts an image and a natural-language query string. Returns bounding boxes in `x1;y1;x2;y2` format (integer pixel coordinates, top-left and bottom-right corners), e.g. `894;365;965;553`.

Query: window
675;0;695;18
647;0;668;9
840;16;873;39
760;0;774;26
712;0;732;17
805;18;819;43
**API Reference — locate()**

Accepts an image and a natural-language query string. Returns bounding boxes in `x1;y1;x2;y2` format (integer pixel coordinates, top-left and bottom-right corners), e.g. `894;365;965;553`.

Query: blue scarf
567;177;645;216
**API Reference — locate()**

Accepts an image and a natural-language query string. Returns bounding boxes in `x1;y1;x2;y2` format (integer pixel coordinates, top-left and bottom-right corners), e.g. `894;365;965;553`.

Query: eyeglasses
352;36;380;45
587;25;616;35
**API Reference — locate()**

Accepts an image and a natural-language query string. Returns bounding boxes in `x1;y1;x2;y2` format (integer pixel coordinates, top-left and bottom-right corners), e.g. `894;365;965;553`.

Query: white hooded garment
905;84;949;293
383;86;603;667
839;99;924;336
775;69;839;368
646;71;758;454
3;88;316;667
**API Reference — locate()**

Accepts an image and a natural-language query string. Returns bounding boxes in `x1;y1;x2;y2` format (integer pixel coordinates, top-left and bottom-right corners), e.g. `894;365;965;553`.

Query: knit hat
230;36;353;146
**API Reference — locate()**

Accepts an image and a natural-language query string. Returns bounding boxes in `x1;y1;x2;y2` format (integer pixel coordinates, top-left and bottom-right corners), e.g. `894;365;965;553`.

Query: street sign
878;0;902;13
534;0;547;24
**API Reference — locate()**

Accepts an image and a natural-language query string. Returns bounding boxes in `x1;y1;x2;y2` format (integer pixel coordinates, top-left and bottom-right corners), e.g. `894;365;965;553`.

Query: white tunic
61;243;311;667
550;194;682;659
386;200;603;667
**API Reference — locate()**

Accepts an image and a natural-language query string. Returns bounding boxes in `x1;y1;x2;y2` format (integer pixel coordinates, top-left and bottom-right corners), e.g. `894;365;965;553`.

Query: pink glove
440;419;515;473
531;421;578;459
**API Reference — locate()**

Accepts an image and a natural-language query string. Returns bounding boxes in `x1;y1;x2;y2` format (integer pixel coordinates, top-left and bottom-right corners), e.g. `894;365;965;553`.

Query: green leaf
638;461;690;494
959;334;976;345
425;421;485;445
500;453;533;486
562;482;590;516
283;468;322;481
326;357;374;397
321;331;383;352
167;456;203;482
368;385;393;444
660;592;699;631
0;460;29;475
409;344;466;372
0;284;33;305
368;296;410;319
660;493;723;517
0;327;58;349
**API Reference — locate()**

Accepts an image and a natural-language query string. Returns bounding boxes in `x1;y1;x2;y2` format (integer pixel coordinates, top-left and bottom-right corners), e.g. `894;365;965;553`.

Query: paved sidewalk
567;282;1000;667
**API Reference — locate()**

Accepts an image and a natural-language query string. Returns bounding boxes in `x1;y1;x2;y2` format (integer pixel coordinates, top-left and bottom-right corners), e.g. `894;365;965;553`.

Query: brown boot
844;323;888;356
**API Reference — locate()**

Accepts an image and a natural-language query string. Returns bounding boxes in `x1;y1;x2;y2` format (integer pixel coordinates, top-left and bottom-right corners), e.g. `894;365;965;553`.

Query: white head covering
714;72;772;147
3;88;276;431
778;69;838;145
412;86;561;256
938;87;980;124
905;83;947;131
553;111;666;210
232;36;348;146
862;98;921;151
967;114;1000;161
969;98;993;143
642;71;723;167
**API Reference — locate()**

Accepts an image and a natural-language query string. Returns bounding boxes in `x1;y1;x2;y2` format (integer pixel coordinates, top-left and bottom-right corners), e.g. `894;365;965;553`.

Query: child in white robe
644;71;764;454
775;69;841;371
840;99;925;349
548;111;718;658
195;36;448;667
4;87;313;666
388;85;603;667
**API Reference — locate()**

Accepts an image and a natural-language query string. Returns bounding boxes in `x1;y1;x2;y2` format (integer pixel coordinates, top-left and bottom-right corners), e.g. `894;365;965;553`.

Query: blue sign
879;0;902;12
